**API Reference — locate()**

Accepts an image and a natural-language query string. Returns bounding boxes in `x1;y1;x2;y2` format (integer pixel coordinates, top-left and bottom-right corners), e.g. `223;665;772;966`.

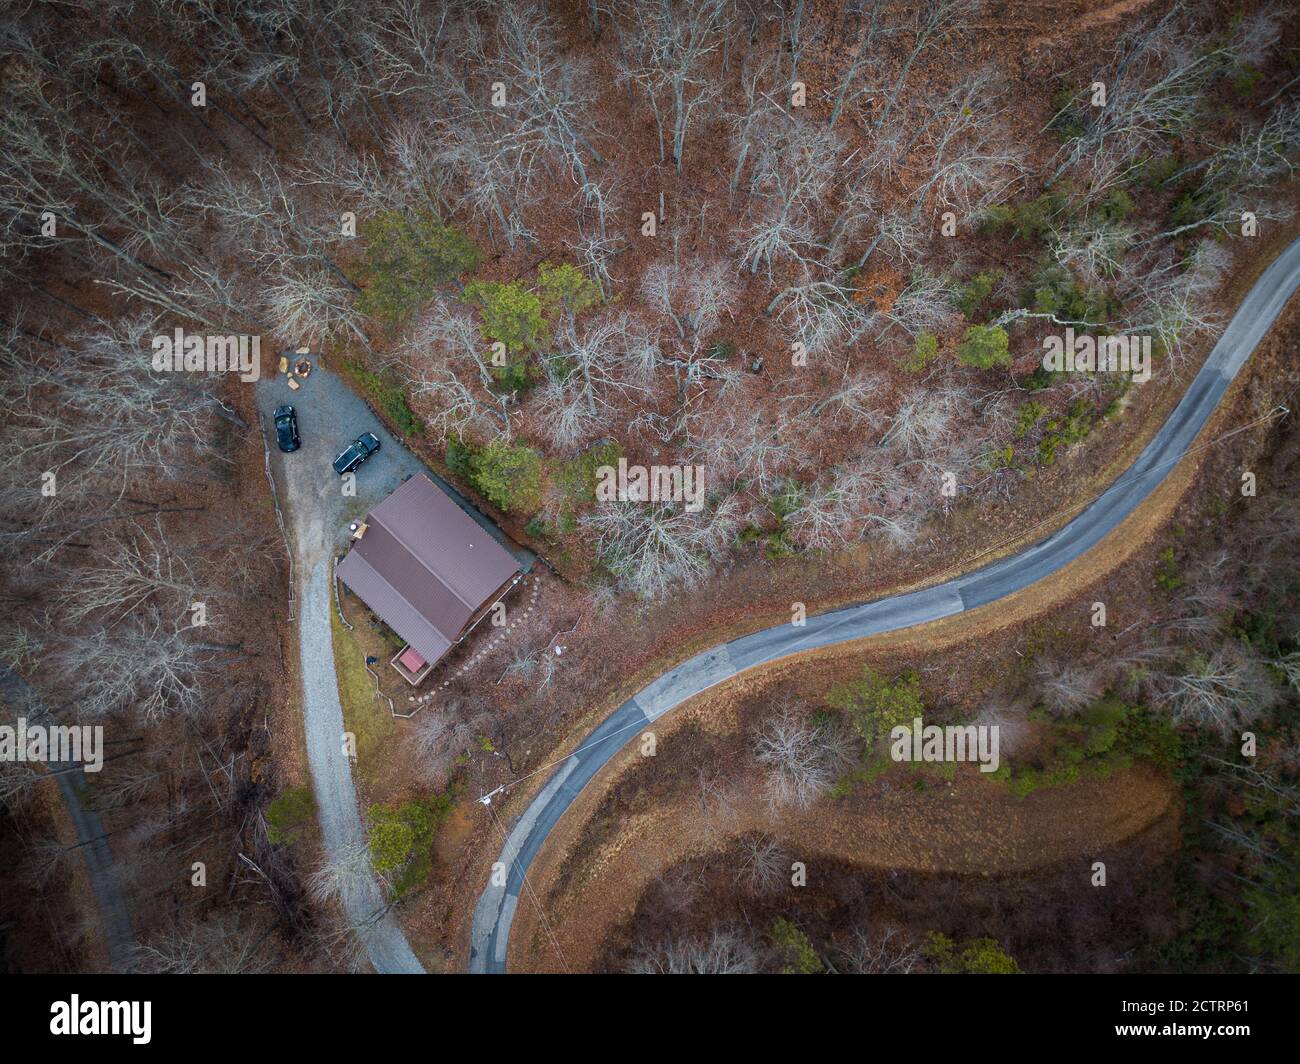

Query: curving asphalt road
469;235;1300;973
0;667;135;973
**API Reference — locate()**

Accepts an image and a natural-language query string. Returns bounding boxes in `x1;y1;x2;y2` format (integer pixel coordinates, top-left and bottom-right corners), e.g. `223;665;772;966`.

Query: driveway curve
258;365;428;973
259;363;530;974
470;235;1300;973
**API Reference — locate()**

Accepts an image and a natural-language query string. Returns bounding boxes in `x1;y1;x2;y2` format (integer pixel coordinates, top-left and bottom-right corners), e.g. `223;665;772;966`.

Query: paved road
257;361;530;974
0;668;135;973
470;235;1300;973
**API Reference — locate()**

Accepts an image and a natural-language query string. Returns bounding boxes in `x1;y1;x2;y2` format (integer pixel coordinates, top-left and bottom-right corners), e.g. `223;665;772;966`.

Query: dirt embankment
509;697;1180;967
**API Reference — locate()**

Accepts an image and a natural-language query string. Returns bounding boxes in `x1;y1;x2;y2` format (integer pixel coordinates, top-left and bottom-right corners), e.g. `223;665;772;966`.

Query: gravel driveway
256;359;529;974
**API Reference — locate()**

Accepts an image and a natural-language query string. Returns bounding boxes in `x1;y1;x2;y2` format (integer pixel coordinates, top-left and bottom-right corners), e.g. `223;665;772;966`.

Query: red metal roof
398;646;427;672
336;475;520;665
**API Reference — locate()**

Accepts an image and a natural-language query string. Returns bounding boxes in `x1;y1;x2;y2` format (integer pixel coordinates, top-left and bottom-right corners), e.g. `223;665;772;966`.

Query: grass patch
266;785;317;845
329;597;396;784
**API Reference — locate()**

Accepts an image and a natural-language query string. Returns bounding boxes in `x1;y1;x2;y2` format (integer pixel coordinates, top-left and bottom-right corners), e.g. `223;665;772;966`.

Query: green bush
1137;153;1181;189
977;203;1017;234
462;280;548;353
445;434;477;480
904;330;940;372
1168;182;1224;234
490;356;534;394
770;919;821;974
469;439;543;513
980;192;1067;241
925;932;1021;974
357;210;479;327
983;444;1015;470
1013;400;1048;439
1155;546;1183;591
1096;187;1135;223
1013;192;1068;239
956;324;1010;369
1035;396;1094;465
555;439;623;506
1027;262;1119;323
977;193;1066;239
345;358;423;436
1231;65;1261;98
1002;699;1178;797
1046;86;1088;140
367;793;453;897
1019;364;1057;391
955;269;1001;319
266;786;316;845
368;809;416;875
536;261;602;320
827;667;924;745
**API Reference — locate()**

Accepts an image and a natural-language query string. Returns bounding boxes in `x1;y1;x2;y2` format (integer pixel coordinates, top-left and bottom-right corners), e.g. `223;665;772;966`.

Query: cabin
336;474;522;685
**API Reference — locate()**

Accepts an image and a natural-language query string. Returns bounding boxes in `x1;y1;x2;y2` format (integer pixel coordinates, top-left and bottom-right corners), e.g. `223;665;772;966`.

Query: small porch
390;645;433;686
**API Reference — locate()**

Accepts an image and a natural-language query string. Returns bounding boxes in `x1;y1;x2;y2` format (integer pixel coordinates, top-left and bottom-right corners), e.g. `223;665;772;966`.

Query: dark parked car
333;431;381;475
273;405;300;453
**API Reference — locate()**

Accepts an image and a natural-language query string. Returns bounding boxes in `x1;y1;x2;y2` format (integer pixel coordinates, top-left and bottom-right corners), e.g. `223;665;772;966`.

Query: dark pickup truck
332;432;381;475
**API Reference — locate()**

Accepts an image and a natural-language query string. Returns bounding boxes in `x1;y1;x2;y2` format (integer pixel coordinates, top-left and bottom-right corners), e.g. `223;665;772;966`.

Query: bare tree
61;608;233;724
308;828;387;907
1046;8;1242;192
532;314;649;449
390;298;513;441
734;113;840;278
615;0;729;172
1034;657;1109;716
783;466;875;552
902;68;1027;222
60;523;208;625
3;316;223;487
135;913;276;974
1153;646;1279;738
734;833;787;896
641;260;737;341
491;4;605;187
626;925;761;973
582;496;743;599
752;702;850;810
834;926;922;974
412;704;473;788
